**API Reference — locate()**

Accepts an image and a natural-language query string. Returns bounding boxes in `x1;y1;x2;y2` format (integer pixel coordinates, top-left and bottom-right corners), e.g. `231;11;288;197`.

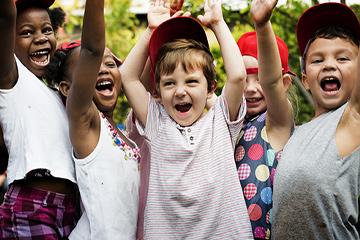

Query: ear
207;80;218;99
59;81;72;97
301;74;310;90
282;74;292;91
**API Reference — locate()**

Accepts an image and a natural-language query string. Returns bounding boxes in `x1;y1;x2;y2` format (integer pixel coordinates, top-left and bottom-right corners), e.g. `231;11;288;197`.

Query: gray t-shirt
273;103;360;240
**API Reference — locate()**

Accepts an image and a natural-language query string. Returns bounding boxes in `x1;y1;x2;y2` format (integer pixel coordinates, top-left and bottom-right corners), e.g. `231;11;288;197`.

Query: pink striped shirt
136;90;253;239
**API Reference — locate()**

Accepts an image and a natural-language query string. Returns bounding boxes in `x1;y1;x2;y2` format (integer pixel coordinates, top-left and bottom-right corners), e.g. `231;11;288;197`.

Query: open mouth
30;50;50;66
321;77;340;92
96;80;114;95
175;103;192;112
246;98;262;103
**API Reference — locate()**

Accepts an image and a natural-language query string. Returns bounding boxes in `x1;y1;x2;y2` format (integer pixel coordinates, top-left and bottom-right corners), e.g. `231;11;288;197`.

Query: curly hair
16;2;66;33
44;46;79;87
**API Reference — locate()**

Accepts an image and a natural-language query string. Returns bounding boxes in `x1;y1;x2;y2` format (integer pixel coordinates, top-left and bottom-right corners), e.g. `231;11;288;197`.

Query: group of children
0;0;359;239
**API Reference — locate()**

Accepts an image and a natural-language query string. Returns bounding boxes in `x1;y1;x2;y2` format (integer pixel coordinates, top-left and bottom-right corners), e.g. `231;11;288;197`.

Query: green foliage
60;0;360;125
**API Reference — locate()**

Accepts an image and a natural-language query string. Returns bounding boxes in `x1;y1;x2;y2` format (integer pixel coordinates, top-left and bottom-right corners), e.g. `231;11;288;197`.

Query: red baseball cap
237;31;295;76
297;2;360;57
149;16;209;85
57;40;122;67
15;0;55;8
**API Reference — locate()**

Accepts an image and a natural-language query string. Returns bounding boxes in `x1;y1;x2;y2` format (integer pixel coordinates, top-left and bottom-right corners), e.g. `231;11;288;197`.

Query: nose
98;63;109;75
322;59;336;71
245;80;257;93
34;33;48;44
174;86;186;97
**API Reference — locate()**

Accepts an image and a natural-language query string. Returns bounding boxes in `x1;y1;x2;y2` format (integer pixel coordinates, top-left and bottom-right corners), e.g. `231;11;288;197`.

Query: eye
187;79;198;84
311;59;323;64
19;30;32;36
105;61;116;67
163;81;174;86
43;27;53;34
338;57;349;61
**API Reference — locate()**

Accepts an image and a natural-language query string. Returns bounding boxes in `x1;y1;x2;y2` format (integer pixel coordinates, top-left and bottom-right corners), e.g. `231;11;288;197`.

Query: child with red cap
234;0;297;239
120;0;253;238
273;2;360;239
0;0;76;239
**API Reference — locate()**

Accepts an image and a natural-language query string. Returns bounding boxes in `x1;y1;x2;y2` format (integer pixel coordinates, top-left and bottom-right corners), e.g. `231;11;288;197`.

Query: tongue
323;82;338;92
31;54;47;63
98;89;112;96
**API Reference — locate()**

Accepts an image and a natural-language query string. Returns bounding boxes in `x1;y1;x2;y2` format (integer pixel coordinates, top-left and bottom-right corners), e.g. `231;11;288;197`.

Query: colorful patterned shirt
235;112;291;239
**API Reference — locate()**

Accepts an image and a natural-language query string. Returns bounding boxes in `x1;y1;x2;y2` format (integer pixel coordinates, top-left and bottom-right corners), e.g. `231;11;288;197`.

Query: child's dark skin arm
0;124;8;175
66;0;105;158
0;0;17;89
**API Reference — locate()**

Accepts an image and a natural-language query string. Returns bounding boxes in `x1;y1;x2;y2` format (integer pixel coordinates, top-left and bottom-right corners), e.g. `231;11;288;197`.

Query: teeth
30;51;49;56
33;58;49;65
247;98;261;102
96;80;111;86
324;77;336;81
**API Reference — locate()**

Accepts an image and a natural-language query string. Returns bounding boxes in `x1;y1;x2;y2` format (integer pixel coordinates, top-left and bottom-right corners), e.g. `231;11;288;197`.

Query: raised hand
197;0;223;29
148;0;171;30
170;0;184;16
250;0;278;27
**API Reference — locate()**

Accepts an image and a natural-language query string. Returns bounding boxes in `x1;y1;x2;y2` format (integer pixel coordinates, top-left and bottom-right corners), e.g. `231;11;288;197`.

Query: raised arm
198;0;246;121
251;0;293;150
121;0;171;126
0;0;17;89
65;0;105;157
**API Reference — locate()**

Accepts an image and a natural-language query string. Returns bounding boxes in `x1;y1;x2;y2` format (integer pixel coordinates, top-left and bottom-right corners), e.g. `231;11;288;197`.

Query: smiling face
15;6;56;77
159;63;214;127
302;37;358;118
243;56;267;118
92;48;121;113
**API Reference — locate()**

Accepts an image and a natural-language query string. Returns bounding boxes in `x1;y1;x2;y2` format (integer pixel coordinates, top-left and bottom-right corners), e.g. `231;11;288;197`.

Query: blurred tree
57;0;359;125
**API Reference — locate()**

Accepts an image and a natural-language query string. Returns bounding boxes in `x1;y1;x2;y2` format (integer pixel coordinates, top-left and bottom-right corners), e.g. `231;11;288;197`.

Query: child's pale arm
0;0;17;89
252;0;293;147
198;0;246;121
121;0;171;126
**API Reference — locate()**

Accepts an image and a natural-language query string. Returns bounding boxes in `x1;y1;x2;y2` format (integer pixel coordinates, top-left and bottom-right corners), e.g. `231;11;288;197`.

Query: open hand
197;0;223;29
148;0;171;30
251;0;278;27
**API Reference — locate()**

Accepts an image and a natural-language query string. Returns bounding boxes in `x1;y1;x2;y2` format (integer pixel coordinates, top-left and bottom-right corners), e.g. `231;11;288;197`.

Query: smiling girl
0;0;77;239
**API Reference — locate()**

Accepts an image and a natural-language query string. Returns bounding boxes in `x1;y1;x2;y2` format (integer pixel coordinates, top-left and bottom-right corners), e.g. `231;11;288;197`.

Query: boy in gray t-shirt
273;2;360;239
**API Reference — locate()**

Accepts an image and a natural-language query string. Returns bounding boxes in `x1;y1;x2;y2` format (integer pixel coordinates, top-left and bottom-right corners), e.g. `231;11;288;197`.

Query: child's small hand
148;0;171;30
170;0;184;17
197;0;223;29
251;0;278;27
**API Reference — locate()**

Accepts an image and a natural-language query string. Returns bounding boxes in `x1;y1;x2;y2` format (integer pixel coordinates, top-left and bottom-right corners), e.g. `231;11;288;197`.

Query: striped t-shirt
136;91;253;239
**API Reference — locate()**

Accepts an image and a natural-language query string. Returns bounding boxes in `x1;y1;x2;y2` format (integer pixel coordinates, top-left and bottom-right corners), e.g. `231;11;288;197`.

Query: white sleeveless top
0;56;75;184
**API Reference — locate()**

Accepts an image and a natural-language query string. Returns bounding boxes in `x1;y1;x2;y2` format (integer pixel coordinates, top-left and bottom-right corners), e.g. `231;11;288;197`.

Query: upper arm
0;1;17;89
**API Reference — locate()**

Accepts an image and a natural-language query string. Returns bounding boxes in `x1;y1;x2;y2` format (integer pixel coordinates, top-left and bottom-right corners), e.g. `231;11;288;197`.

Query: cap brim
15;0;55;8
149;16;208;71
297;2;360;57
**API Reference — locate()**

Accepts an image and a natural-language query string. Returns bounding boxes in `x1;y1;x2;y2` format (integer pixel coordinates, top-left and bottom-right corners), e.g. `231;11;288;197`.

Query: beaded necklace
100;112;140;169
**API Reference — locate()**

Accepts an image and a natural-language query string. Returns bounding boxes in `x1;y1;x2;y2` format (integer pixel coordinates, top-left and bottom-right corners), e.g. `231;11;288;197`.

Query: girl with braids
0;0;76;239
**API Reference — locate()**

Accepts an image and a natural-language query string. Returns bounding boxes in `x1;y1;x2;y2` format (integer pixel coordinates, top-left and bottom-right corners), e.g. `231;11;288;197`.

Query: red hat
15;0;55;8
297;2;360;57
149;16;209;85
57;40;122;67
237;31;295;76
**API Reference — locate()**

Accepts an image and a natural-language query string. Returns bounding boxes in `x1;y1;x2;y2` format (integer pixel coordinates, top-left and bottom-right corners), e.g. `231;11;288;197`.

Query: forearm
212;20;246;84
255;21;282;87
81;0;105;56
121;28;153;85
